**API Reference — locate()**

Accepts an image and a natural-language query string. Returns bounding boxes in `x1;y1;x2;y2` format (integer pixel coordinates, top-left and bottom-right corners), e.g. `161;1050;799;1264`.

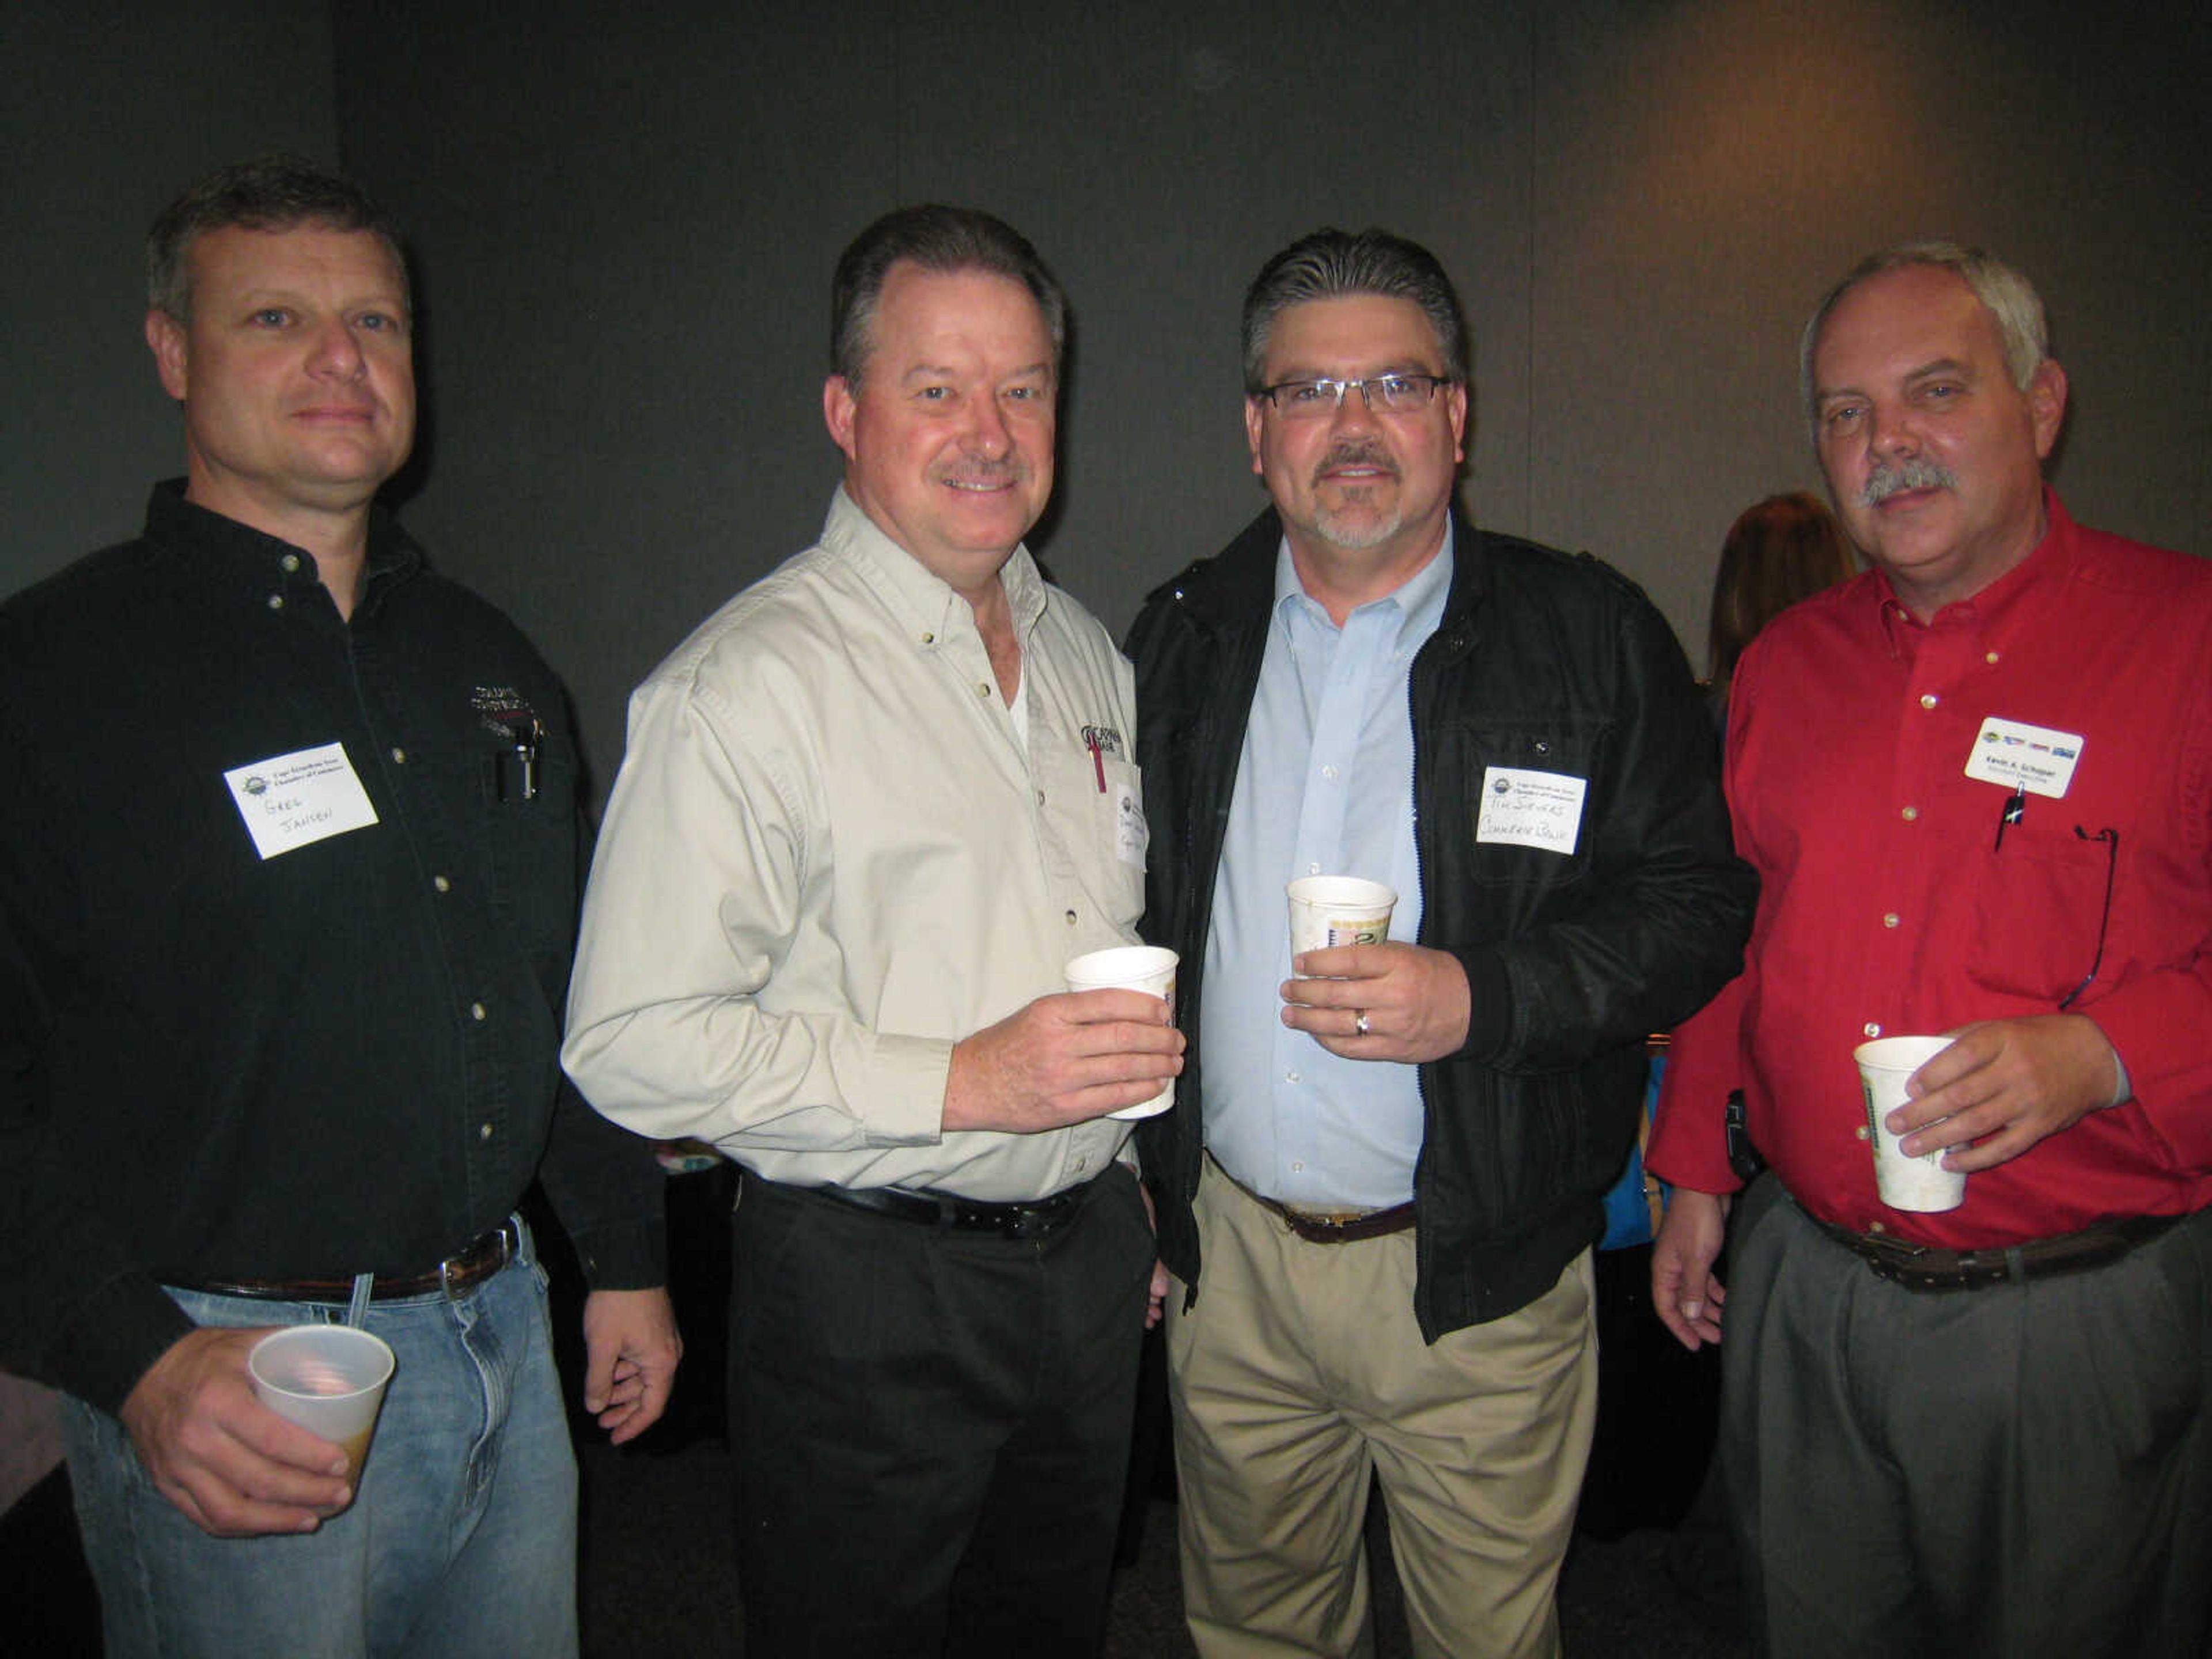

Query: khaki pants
1166;1158;1597;1659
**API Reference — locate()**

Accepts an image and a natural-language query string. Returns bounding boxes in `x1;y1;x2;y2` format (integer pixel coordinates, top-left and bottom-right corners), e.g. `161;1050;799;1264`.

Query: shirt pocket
1035;745;1146;930
1964;817;2116;1004
1438;716;1611;894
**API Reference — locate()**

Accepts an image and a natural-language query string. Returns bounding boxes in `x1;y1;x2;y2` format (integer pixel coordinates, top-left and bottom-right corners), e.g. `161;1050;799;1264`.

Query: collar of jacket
1154;499;1490;661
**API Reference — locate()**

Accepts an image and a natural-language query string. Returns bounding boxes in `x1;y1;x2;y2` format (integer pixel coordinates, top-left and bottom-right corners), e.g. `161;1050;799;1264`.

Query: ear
146;309;189;402
1445;380;1469;464
1244;396;1267;478
823;375;859;461
2027;359;2067;461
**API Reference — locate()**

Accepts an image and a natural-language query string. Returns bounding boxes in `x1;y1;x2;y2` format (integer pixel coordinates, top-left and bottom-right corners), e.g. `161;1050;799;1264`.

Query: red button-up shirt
1650;494;2212;1245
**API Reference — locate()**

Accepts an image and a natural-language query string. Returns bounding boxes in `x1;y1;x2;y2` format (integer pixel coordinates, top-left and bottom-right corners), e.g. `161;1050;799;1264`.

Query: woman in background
1705;490;1856;717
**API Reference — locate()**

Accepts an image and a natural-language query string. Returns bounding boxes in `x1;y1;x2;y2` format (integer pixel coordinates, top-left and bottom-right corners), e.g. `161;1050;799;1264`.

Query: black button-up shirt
0;484;664;1413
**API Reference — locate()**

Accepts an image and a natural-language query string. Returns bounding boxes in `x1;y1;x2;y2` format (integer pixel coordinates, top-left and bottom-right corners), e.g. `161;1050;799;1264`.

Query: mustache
1862;456;1957;506
1312;440;1399;486
933;455;1030;487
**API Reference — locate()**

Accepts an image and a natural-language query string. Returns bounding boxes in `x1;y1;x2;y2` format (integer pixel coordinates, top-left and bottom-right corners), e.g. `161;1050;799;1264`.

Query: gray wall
9;2;2208;805
1;3;337;564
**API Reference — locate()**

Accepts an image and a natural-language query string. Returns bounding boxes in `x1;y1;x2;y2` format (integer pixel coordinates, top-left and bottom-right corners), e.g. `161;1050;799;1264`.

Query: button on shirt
563;490;1144;1202
1650;494;2212;1246
1201;531;1449;1210
0;484;664;1412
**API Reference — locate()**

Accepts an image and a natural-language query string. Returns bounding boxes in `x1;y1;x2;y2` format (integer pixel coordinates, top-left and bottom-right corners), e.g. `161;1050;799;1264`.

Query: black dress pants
728;1165;1153;1658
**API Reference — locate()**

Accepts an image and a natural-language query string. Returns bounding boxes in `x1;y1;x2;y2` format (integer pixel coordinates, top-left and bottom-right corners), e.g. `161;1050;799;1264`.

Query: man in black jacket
1127;227;1752;1658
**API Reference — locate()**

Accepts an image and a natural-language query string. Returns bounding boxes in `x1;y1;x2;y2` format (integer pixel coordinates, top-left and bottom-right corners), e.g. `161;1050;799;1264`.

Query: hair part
1799;240;2049;429
1241;228;1470;393
146;153;408;324
1707;491;1856;688
830;204;1067;389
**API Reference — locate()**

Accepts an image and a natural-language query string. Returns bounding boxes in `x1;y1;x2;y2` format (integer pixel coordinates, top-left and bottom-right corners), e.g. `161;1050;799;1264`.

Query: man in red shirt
1649;242;2212;1659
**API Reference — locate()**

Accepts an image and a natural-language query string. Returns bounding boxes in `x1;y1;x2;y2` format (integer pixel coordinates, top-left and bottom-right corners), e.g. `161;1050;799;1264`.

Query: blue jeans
62;1231;579;1659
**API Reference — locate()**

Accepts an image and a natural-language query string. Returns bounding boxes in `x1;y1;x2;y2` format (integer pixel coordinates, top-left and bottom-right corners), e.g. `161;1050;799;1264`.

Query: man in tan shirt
565;205;1180;1658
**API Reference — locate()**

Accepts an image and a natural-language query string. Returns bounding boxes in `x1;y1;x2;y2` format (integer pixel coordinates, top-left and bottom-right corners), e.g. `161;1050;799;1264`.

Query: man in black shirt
0;156;678;1658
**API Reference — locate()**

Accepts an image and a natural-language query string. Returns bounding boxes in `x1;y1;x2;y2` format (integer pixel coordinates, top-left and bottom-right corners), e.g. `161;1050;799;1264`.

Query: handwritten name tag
1475;766;1587;855
1114;779;1148;869
224;743;380;860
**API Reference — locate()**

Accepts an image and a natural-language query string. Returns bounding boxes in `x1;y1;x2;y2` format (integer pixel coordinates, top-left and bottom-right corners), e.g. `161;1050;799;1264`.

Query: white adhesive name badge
1115;780;1149;869
224;743;380;860
1476;767;1588;855
1963;717;2085;799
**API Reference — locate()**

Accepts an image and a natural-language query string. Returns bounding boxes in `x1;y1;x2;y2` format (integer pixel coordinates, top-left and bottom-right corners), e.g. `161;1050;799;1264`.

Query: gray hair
146;153;408;323
830;204;1067;389
1799;240;2049;427
1241;228;1469;394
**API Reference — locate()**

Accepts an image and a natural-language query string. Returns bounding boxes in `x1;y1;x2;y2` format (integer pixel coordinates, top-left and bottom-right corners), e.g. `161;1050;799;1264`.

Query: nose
1865;397;1917;458
1327;381;1381;432
307;317;368;380
963;392;1013;457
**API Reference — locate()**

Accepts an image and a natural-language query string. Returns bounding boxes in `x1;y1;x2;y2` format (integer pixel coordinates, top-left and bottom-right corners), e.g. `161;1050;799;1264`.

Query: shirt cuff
49;1273;199;1418
862;1032;956;1145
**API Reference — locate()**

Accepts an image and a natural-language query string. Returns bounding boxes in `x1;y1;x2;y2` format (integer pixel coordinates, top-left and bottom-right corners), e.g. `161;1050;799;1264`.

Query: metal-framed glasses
1257;374;1449;418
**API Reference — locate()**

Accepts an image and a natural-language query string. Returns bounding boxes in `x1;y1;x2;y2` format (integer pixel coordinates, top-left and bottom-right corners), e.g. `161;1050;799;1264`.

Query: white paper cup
1286;877;1398;969
248;1324;396;1480
1854;1035;1966;1212
1066;945;1178;1120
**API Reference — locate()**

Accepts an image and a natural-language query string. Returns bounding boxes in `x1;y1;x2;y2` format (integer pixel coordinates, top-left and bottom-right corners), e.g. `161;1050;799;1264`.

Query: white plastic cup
1853;1036;1967;1212
248;1324;396;1480
1286;877;1398;970
1065;944;1178;1120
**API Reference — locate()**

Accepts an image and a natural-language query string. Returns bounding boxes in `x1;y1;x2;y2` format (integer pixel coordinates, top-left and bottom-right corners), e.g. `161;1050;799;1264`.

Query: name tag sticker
1114;779;1147;869
1475;767;1587;855
1963;717;2085;800
224;742;380;860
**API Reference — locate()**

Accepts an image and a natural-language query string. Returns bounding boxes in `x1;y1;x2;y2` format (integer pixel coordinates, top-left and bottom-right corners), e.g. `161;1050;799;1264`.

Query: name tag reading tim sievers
1475;766;1588;855
224;742;381;860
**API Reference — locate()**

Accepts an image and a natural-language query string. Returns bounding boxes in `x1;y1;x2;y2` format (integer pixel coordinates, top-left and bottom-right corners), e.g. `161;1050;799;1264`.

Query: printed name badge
1475;767;1588;855
223;742;380;860
1115;781;1148;869
1963;717;2085;799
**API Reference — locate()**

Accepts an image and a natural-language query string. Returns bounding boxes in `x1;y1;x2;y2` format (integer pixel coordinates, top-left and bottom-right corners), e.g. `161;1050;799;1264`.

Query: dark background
6;1;2208;805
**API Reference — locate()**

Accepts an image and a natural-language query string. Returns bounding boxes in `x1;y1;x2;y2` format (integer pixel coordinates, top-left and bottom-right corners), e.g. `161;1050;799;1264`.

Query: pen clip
1993;781;2026;851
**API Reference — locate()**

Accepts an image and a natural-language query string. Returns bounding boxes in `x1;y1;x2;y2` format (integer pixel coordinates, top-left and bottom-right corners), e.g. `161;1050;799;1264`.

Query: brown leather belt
173;1218;523;1303
1810;1210;2183;1293
1215;1159;1415;1244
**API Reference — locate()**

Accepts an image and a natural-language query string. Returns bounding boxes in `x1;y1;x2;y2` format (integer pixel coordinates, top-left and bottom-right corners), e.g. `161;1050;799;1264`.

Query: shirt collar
1271;517;1456;646
145;479;422;612
1870;485;2078;653
824;486;1047;645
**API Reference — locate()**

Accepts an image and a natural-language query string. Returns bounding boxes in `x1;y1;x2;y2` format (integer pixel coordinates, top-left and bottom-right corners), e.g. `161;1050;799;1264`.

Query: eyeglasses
1257;374;1449;419
2056;825;2119;1011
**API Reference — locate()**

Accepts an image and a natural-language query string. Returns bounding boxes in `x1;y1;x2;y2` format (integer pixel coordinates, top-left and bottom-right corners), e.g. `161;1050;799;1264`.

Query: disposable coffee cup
248;1324;396;1481
1065;944;1178;1120
1286;877;1397;971
1853;1035;1966;1212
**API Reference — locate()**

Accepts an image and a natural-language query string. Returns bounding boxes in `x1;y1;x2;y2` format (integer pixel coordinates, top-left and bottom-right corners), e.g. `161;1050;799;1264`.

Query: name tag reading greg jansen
224;742;380;860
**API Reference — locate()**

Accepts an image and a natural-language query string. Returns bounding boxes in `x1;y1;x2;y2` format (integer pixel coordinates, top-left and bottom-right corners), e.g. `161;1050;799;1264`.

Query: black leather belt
1811;1210;2183;1292
172;1218;523;1302
805;1180;1089;1241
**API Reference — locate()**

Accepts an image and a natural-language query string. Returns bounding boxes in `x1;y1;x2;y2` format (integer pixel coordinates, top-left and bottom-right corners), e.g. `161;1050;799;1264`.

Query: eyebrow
1267;359;1438;382
1817;355;1975;404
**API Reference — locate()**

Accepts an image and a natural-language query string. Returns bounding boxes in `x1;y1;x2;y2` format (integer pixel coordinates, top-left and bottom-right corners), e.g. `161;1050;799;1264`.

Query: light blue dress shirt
1199;528;1452;1209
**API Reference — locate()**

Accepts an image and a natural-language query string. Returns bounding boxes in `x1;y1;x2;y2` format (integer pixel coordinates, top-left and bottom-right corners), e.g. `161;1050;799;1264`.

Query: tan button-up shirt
564;490;1144;1200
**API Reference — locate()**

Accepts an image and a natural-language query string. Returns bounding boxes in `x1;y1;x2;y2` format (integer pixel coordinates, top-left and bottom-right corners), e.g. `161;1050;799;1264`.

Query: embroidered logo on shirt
471;684;539;741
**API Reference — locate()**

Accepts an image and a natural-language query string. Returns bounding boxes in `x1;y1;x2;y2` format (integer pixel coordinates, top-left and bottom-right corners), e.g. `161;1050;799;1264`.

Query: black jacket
1127;505;1755;1340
